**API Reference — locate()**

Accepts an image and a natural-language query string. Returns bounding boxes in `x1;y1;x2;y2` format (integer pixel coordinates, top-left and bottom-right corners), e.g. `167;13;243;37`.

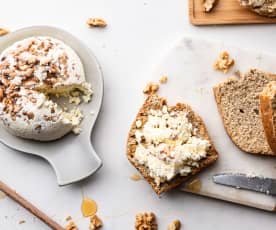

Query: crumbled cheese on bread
134;106;210;185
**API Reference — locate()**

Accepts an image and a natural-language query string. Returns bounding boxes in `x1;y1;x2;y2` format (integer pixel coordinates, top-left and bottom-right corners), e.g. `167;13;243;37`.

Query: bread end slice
260;81;276;154
126;94;218;195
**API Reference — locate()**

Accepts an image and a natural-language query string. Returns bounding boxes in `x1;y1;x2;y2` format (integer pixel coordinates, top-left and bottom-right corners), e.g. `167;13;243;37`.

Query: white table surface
1;0;276;229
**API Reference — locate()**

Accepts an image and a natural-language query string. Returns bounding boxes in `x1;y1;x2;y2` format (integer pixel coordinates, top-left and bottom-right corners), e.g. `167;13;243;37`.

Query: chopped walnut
65;221;78;230
135;212;157;230
167;220;181;230
0;88;4;101
130;174;142;181
213;51;234;73
87;18;107;28
159;75;168;84
203;0;218;12
89;215;103;230
143;82;159;95
0;28;9;36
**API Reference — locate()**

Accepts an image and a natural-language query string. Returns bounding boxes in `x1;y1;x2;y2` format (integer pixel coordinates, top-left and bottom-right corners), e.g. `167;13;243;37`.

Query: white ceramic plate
0;26;104;185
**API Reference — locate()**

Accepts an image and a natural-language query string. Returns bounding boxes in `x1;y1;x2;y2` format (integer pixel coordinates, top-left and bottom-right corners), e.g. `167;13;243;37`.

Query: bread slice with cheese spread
126;94;218;195
239;0;276;17
213;69;276;155
260;81;276;154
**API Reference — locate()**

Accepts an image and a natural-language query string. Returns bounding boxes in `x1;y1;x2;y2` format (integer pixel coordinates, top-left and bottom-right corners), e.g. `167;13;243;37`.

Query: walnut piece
213;51;234;73
159;75;168;84
65;221;78;230
203;0;218;12
0;28;9;36
167;219;181;230
135;212;157;230
90;215;103;230
143;82;159;95
87;18;107;28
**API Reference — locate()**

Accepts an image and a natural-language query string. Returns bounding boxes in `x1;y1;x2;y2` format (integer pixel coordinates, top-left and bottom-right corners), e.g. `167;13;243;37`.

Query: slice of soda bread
239;0;276;17
260;81;276;154
126;94;218;195
213;69;276;155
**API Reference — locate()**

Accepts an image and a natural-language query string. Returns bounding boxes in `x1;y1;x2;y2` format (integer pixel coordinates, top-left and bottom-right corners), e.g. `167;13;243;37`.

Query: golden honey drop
81;197;97;217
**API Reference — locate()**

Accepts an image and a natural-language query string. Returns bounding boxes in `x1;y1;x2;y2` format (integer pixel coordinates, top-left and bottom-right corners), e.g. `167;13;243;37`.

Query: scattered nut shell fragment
143;82;159;95
159;75;168;84
0;28;9;36
167;219;181;230
203;0;218;12
90;215;103;230
87;18;107;28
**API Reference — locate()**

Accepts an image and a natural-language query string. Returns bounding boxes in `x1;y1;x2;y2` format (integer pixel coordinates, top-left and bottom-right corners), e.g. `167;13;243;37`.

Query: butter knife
213;173;276;196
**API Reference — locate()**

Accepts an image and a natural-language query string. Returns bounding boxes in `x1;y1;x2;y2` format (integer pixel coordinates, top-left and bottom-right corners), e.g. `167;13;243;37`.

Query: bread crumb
143;82;159;95
0;28;9;36
65;221;78;230
18;220;26;225
135;212;157;230
203;0;218;12
130;174;142;181
214;51;234;73
90;215;103;230
87;18;107;28
65;215;72;221
159;75;168;84
167;219;181;230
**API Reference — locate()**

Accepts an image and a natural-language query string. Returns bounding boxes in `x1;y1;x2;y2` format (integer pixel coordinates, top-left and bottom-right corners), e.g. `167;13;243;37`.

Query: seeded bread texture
239;0;276;17
214;69;276;155
260;81;276;154
126;94;218;195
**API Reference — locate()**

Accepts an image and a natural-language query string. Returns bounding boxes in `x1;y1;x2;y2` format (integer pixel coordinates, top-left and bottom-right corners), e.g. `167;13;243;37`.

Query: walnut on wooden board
203;0;218;12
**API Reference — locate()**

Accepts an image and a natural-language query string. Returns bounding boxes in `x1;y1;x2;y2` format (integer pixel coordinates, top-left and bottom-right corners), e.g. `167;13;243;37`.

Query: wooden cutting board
189;0;276;25
150;36;276;212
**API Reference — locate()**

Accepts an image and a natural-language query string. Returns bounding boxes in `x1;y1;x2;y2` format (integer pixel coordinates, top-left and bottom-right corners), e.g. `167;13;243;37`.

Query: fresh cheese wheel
0;36;92;141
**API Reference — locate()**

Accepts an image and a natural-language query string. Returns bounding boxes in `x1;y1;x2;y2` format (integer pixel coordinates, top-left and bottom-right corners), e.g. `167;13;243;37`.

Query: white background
1;0;276;229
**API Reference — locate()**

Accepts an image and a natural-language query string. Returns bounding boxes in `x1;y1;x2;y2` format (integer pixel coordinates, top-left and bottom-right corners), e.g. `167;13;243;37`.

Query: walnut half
135;212;157;230
167;219;181;230
90;215;103;230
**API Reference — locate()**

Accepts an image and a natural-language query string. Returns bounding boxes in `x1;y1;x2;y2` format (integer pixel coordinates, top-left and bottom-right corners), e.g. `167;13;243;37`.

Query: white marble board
150;36;276;211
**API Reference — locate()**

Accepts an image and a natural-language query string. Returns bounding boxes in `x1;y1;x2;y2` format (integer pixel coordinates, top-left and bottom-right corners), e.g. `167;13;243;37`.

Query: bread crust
126;94;218;195
260;83;276;154
213;69;276;155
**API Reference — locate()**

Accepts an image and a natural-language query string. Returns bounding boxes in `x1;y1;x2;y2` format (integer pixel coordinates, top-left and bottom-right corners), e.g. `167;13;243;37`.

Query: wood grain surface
189;0;276;25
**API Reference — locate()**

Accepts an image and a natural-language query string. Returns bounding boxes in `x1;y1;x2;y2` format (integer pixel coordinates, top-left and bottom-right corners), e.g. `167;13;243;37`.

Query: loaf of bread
260;81;276;154
126;94;218;195
239;0;276;17
214;69;276;155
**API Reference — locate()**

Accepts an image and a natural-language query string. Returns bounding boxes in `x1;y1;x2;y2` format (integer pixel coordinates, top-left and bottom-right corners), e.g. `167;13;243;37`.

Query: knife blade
213;173;276;196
